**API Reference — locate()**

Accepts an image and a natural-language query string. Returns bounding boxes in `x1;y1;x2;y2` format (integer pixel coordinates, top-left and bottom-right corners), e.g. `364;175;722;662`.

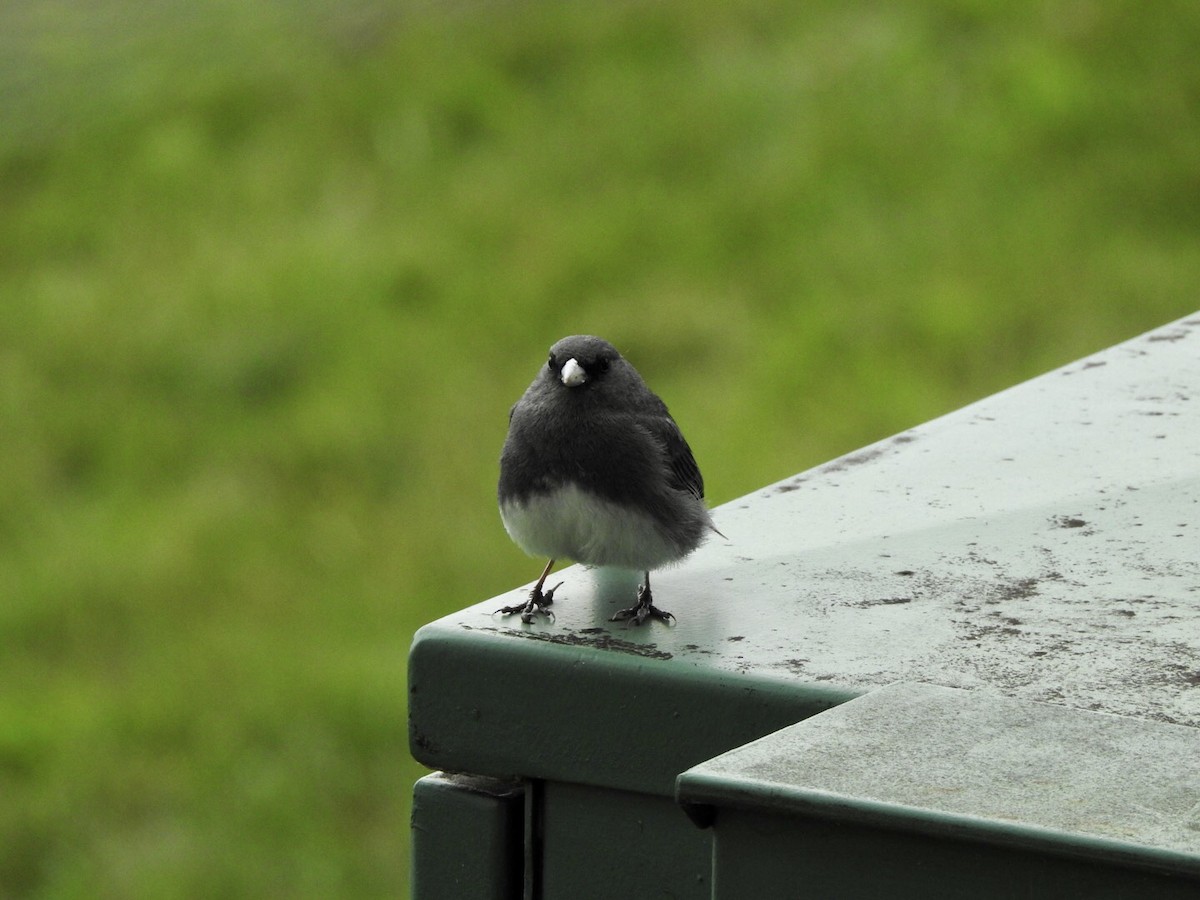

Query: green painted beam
411;313;1200;790
408;311;1200;896
678;682;1200;897
410;773;525;899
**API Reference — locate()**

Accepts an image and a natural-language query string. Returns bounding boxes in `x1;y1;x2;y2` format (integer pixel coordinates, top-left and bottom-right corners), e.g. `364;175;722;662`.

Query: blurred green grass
2;0;1198;896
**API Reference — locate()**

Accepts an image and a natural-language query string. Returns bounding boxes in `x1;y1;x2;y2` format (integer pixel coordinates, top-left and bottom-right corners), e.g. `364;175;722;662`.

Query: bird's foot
497;582;562;624
610;584;674;626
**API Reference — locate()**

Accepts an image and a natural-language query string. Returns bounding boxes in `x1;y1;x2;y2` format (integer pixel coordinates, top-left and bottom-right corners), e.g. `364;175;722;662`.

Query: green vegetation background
2;0;1197;896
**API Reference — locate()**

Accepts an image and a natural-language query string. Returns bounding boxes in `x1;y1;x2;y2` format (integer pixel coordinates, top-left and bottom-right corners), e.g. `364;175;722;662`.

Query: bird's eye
546;353;561;373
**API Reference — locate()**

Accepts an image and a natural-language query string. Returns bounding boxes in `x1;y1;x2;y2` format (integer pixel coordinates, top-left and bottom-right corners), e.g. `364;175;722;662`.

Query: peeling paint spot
1147;329;1191;343
995;577;1040;601
848;596;914;608
474;624;674;660
412;732;438;754
820;446;887;474
1052;515;1087;529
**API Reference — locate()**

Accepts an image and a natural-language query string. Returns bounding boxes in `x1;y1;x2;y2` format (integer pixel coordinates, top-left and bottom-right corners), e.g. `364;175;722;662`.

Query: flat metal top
411;313;1200;792
474;312;1199;724
677;682;1200;873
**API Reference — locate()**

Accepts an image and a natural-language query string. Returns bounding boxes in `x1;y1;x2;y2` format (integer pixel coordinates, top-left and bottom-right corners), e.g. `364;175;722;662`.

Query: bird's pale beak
561;358;587;387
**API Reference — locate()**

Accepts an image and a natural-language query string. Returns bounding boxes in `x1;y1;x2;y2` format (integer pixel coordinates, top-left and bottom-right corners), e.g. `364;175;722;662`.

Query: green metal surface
705;810;1200;900
408;313;1200;896
410;773;525;899
411;315;1200;792
677;683;1200;894
540;782;711;899
408;625;854;798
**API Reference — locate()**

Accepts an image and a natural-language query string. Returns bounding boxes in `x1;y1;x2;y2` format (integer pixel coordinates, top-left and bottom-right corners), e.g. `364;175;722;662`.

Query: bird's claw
497;582;563;623
610;605;675;626
610;584;674;626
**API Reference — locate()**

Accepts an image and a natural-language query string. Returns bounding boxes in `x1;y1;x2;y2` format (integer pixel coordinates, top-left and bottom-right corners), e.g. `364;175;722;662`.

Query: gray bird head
524;334;668;423
543;335;625;391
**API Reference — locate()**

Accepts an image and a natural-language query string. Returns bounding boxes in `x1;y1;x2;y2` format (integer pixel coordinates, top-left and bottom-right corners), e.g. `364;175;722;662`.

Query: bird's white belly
500;484;682;570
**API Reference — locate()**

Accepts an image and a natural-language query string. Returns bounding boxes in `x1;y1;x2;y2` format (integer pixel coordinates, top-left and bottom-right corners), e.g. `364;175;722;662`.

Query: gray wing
650;416;705;499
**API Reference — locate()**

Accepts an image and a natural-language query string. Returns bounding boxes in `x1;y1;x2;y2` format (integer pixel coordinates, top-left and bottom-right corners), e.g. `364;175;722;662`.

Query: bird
496;335;720;626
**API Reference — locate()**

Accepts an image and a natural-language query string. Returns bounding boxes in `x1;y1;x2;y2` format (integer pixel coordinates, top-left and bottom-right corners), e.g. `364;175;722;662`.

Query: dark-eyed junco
496;335;720;625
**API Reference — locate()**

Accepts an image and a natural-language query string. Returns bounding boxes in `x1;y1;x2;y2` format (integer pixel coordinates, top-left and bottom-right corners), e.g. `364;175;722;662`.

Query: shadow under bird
497;335;721;625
